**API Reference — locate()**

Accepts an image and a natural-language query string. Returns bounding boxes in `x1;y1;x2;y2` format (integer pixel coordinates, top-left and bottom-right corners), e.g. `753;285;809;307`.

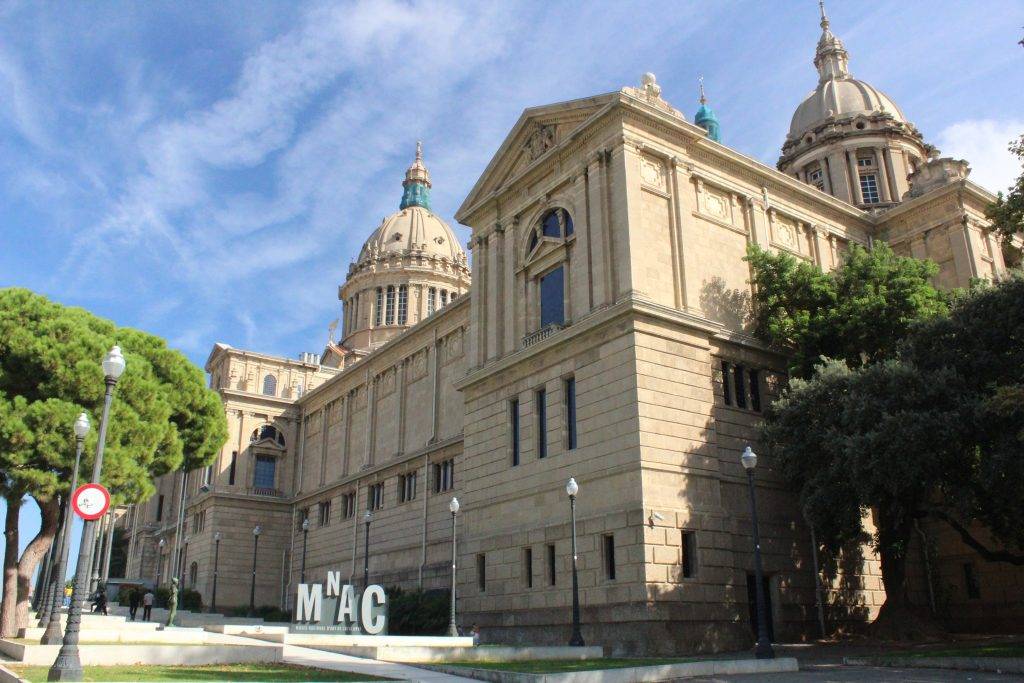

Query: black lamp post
300;517;310;584
49;345;125;682
446;497;460;637
566;477;584;647
741;446;775;660
210;532;221;613
156;538;166;586
362;510;372;589
248;525;261;617
40;413;91;644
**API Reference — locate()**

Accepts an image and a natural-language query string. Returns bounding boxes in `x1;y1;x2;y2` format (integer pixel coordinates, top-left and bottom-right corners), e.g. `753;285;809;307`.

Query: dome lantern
400;141;432;210
693;76;721;143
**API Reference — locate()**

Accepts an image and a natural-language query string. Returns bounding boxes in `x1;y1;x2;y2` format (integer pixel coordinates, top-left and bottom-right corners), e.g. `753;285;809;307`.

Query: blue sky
2;0;1023;570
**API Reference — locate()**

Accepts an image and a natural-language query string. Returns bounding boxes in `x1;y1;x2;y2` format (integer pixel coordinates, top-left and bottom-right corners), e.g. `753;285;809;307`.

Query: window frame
253;455;277;490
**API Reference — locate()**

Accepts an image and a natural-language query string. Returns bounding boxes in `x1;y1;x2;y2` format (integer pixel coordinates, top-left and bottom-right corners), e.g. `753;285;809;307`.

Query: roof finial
698;74;707;105
415;140;423;162
819;0;829;30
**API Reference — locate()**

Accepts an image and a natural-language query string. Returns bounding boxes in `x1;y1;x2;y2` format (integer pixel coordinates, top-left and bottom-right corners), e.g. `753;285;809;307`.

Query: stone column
827;151;851;202
486;226;503;361
813;226;833;270
875;147;892;203
846;151;864;205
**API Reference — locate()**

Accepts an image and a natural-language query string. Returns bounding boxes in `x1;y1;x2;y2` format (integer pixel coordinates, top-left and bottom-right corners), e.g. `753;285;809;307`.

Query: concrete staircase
107;602;269;627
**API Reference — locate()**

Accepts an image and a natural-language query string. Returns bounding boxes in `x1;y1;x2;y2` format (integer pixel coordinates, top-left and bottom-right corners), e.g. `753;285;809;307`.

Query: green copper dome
400;141;432;210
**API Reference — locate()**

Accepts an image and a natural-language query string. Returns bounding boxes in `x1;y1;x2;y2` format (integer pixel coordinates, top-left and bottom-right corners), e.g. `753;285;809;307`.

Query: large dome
789;78;906;139
357;204;466;265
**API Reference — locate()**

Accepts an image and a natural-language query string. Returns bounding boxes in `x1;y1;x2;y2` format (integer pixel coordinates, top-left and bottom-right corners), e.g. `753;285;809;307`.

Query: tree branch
923;508;1024;566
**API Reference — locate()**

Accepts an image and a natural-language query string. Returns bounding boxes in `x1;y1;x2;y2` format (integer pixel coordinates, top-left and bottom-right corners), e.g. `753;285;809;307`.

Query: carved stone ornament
525;123;556;161
640;155;666;190
620;73;684;119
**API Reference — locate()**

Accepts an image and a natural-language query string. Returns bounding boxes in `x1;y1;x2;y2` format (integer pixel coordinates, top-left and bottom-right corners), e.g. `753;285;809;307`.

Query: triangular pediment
456;92;621;222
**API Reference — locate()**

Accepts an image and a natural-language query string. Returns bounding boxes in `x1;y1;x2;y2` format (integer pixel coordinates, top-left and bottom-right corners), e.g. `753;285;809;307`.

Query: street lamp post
40;414;91;644
156;538;166;586
566;477;584;647
300;518;310;584
362;511;372;589
210;532;221;614
49;345;125;682
248;525;261;617
741;446;775;660
446;497;459;637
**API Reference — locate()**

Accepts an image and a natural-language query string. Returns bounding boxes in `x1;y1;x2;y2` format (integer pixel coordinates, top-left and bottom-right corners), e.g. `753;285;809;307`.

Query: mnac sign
294;571;388;634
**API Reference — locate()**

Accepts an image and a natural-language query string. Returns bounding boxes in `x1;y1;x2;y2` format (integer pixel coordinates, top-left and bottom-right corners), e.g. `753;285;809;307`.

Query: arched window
188;561;198;587
251;424;286;447
529;208;573;254
385;286;396;325
397;285;408;325
262;374;277;396
375;287;383;326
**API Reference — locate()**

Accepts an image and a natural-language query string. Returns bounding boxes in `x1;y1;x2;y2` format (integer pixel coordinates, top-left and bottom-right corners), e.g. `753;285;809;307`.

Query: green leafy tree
985;134;1024;266
0;288;227;636
745;242;948;379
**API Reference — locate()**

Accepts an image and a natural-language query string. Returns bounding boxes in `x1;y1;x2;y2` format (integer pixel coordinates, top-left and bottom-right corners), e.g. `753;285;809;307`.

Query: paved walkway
692;662;1024;681
282;644;478;682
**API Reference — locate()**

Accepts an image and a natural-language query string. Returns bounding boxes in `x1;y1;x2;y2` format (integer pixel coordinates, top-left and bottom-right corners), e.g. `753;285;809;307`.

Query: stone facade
123;10;1021;654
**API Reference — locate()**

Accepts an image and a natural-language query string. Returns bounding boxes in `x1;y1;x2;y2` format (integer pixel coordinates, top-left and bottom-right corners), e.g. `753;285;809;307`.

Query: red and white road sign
71;483;110;521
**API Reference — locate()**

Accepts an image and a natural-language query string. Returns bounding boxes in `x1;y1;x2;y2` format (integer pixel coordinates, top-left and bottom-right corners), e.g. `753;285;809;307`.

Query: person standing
142;589;154;621
128;588;141;621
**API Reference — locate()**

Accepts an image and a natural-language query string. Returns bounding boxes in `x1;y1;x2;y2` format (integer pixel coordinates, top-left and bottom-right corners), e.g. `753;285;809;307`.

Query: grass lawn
8;663;394;682
896;642;1024;659
446;658;696;673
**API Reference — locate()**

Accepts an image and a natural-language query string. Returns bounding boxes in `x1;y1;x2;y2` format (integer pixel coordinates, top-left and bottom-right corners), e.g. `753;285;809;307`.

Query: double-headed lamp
102;345;126;380
73;412;91;439
741;446;758;471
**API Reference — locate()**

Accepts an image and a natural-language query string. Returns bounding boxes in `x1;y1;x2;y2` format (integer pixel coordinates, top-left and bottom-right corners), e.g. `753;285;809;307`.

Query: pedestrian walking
128;588;140;621
142;589;154;621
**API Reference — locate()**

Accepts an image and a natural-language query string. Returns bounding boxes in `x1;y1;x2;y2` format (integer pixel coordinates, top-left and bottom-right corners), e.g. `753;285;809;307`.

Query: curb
416;657;800;682
844;655;1024;674
0;663;28;683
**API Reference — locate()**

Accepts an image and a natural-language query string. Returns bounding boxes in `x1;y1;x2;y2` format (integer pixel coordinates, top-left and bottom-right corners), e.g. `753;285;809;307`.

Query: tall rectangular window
433;459;454;493
156;495;164;522
860;174;880;203
440;289;448;306
748;369;761;412
342;492;356;518
399;472;417;503
564;377;577;450
375;288;383;326
681;530;698;578
477;554;486;592
228;451;237;485
397;285;408;325
733;363;747;409
524;548;533;588
427;287;437;315
254;456;276;490
367;482;384;510
603;534;616;580
385;286;396;325
318;500;331;527
536;389;547;458
721;361;733;406
539;265;565;328
546;544;556;585
510;398;520;466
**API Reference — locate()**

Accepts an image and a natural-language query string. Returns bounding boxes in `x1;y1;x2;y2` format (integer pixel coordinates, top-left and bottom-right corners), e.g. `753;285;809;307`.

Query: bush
255;605;291;622
154;587;170;608
386;587;449;635
152;586;201;611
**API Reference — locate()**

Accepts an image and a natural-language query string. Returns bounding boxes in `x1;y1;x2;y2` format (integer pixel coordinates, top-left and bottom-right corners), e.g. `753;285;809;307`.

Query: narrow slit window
510;398;520;466
721;361;733;406
536;389;547;458
524;548;533;588
547;544;556;585
564;377;577;451
603;534;616;580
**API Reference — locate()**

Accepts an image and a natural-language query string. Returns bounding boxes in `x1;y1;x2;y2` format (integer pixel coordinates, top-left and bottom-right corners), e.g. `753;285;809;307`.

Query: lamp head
302;518;310;531
214;532;221;542
253;525;262;536
73;412;91;439
364;510;373;522
159;538;166;548
102;345;126;380
741;446;757;471
566;477;579;497
449;497;460;514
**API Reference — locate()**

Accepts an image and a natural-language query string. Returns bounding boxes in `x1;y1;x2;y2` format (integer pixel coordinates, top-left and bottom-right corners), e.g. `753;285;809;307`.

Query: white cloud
937;119;1023;195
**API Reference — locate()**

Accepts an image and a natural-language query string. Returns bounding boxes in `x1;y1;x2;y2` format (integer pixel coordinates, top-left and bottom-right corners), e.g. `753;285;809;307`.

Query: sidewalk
282;644;479;682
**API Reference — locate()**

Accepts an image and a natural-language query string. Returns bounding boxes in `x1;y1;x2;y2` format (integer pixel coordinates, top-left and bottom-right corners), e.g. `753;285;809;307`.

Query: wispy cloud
937;119;1023;195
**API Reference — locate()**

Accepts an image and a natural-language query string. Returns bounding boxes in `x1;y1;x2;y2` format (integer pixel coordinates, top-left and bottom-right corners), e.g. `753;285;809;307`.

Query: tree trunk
1;496;22;638
14;496;59;630
870;507;944;641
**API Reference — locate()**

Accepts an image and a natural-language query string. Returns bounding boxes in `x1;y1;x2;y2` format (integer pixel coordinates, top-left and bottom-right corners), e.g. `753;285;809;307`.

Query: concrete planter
419;657;800;682
0;640;284;667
